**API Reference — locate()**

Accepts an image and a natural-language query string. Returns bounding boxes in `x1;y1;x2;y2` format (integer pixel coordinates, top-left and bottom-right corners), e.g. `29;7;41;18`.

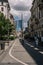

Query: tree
0;13;5;39
0;12;14;40
5;19;15;35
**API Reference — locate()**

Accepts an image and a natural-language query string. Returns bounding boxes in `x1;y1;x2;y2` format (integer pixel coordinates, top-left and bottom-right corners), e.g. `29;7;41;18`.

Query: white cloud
9;0;33;10
9;0;32;18
10;8;20;16
8;0;33;28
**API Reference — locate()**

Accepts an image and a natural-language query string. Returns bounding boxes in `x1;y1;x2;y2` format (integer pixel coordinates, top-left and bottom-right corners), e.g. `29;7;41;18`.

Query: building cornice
32;0;35;5
0;0;10;10
0;0;8;2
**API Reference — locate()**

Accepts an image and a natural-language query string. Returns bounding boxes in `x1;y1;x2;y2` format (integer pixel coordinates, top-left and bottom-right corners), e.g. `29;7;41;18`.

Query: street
0;38;43;65
0;0;43;65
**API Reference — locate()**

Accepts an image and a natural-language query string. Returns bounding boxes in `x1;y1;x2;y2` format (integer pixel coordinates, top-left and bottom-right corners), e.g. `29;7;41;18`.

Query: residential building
28;17;33;36
9;14;14;24
38;0;43;37
0;0;14;27
30;0;43;38
0;0;10;19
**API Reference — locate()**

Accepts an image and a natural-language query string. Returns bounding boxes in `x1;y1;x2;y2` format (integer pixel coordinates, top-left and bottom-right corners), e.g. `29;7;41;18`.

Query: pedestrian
34;35;39;47
34;36;37;47
35;38;38;47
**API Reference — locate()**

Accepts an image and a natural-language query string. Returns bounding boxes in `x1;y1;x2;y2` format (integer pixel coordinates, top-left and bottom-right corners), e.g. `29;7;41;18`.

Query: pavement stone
11;39;36;64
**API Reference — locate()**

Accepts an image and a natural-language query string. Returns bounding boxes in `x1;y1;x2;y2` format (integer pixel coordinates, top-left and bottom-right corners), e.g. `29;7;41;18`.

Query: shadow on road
19;39;43;65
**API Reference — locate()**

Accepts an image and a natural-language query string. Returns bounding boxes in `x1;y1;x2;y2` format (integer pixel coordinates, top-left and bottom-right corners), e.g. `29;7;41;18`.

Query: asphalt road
0;38;43;65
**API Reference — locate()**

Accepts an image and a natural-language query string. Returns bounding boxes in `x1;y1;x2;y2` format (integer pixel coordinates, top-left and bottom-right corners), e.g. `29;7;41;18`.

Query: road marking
39;51;43;54
24;41;34;48
9;40;28;65
34;48;39;50
30;45;34;48
24;40;43;54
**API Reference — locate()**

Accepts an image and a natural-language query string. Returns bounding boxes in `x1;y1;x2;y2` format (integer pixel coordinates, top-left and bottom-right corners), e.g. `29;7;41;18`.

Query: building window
39;11;41;19
41;0;43;2
1;2;3;5
42;24;43;27
1;7;4;11
41;9;43;17
41;31;43;36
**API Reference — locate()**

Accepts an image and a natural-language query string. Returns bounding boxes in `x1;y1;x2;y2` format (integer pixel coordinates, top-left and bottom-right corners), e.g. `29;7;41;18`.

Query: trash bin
1;43;5;50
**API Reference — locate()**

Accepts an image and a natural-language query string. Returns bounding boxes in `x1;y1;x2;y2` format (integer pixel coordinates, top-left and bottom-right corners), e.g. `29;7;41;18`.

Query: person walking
34;35;38;47
35;38;38;47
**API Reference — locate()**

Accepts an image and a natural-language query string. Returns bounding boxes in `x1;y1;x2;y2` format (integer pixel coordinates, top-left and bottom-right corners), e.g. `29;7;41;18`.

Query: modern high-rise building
16;20;22;32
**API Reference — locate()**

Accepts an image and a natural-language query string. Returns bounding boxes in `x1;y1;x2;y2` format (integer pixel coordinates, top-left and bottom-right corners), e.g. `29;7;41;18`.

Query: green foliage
9;35;15;40
1;36;8;40
0;12;15;40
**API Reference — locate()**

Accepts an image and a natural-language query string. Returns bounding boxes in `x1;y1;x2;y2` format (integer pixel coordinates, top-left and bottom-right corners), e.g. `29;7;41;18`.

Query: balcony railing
35;19;39;25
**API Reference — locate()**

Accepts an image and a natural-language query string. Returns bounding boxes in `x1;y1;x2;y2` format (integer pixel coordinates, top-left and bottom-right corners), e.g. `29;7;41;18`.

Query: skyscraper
16;20;22;31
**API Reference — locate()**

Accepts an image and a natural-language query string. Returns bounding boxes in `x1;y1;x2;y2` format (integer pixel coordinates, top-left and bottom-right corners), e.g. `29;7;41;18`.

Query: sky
8;0;33;29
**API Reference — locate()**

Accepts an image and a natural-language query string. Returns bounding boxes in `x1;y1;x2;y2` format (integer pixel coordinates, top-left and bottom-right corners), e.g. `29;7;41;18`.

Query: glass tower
16;20;22;31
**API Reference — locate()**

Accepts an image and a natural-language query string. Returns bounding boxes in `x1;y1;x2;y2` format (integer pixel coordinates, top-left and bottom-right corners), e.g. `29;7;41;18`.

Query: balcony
35;18;39;25
31;18;33;21
30;24;34;32
38;1;43;10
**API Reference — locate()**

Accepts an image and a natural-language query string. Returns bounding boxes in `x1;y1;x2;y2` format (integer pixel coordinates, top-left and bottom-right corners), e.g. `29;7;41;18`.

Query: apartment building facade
0;0;14;24
0;0;10;19
30;0;43;38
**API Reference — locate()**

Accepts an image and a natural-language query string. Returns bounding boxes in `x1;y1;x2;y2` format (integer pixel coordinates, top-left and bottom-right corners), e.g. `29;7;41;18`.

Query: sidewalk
0;40;14;55
0;40;15;63
5;41;14;51
0;50;4;55
11;39;37;65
